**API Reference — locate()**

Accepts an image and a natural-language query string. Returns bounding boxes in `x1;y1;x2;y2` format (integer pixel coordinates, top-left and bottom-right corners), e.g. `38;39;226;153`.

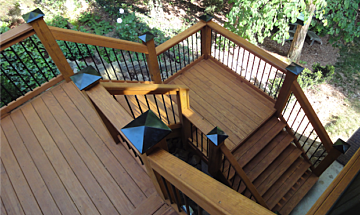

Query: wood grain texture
156;21;206;55
1;117;61;215
0;74;64;117
1;161;25;215
149;149;273;215
144;39;162;83
0;23;33;47
10;109;81;215
49;26;148;53
129;194;164;215
0;30;35;51
101;82;188;95
0;129;42;214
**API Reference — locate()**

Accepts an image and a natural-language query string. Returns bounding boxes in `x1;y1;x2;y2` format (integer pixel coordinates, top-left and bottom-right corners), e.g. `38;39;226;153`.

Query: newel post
207;127;229;177
274;63;304;116
200;14;213;59
139;32;162;84
22;9;74;82
121;110;171;200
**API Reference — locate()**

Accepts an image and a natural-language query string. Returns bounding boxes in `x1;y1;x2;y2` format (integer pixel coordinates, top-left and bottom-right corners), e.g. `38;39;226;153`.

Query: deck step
264;158;312;209
233;116;286;167
130;193;165;215
244;131;294;181
254;144;303;196
274;171;318;214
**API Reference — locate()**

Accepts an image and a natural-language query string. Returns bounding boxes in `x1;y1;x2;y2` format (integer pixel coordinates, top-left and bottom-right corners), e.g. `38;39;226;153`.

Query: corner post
274;63;304;116
22;9;74;82
139;32;162;84
313;139;350;176
121;110;172;200
177;88;191;149
207;127;228;177
199;14;213;59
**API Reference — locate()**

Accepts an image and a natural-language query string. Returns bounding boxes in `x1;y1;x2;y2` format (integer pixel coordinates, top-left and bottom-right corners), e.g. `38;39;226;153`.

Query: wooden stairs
223;114;319;214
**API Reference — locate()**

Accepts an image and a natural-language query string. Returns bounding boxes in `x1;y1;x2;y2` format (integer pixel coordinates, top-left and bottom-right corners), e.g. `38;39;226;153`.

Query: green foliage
204;0;224;14
313;0;360;46
47;15;69;28
297;63;335;89
225;0;326;44
0;26;59;107
78;12;114;35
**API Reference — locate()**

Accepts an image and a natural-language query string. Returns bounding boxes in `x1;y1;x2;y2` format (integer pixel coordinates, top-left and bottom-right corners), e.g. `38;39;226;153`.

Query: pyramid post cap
199;14;214;22
138;32;155;43
286;62;304;75
206;126;228;146
121;110;171;154
22;8;45;23
333;138;350;154
70;65;102;91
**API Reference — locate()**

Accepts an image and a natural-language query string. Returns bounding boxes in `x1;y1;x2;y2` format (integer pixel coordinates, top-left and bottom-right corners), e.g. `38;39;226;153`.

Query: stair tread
130;193;164;215
245;131;294;181
232;116;280;161
265;158;312;209
235;117;286;167
254;144;303;195
276;172;318;215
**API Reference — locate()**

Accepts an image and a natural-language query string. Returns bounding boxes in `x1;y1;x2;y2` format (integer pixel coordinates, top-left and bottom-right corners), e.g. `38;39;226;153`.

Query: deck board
1;81;169;215
169;59;275;149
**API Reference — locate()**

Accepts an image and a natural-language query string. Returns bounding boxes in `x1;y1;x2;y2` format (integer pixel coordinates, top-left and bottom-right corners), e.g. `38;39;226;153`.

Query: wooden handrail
291;81;333;152
49;26;149;54
0;23;35;51
182;108;214;133
100;82;188;95
206;21;289;72
155;21;206;55
220;144;269;209
148;148;273;215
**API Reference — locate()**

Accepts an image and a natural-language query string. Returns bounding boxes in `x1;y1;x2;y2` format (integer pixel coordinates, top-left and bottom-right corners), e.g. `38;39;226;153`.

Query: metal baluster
222;37;226;63
286;100;298;122
120;50;131;80
196;31;199;59
227;164;231;180
235;46;241;74
254;59;262;86
9;46;41;86
249;55;256;83
301;129;315;148
74;43;89;66
298;121;311;144
282;93;293;114
169;94;176;123
63;41;81;70
161;95;170;124
103;47;119;80
264;65;273;92
239;49;246;76
244;52;252;81
313;150;327;166
291;107;303;128
170;184;181;212
306;136;320;156
94;46;111;79
214;31;218;58
191;33;195;60
1;84;17;102
135;52;146;81
0;68;24;96
153;95;161;119
195;127;198;147
163;51;170;79
161;176;173;204
28;36;57;77
182;40;186;66
112;49;125;80
124;95;135;118
158;55;165;81
227;40;231;67
236;178;243;192
218;35;222;60
127;51;140;81
86;45;100;73
259;62;267;88
187;37;191;65
142;53;151;80
275;73;285;99
269;70;279;96
182;193;191;215
144;95;151;110
231;43;236;70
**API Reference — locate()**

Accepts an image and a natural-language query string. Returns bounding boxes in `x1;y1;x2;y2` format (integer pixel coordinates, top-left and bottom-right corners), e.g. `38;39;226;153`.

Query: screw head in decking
333;138;350;154
138;32;155;43
121;110;172;154
70;66;102;91
22;8;45;23
206;126;228;146
199;14;214;22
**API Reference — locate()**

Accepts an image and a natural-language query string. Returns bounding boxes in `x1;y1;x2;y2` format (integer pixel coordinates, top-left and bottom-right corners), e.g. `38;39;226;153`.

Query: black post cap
138;32;155;43
286;62;304;75
70;66;102;90
206;126;228;146
333;138;350;154
121;110;172;154
199;14;214;22
22;8;45;23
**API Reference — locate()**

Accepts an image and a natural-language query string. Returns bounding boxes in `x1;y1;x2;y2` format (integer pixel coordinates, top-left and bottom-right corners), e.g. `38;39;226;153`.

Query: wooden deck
170;59;276;150
0;81;176;215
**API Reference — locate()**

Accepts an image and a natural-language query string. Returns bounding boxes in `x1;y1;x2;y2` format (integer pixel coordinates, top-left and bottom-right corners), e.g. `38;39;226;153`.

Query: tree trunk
287;4;316;63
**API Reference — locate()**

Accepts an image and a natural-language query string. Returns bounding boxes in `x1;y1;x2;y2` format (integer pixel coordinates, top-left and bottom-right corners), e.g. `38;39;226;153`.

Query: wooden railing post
207;127;228;177
139;32;162;84
274;63;304;116
22;9;74;82
200;15;214;59
177;88;191;148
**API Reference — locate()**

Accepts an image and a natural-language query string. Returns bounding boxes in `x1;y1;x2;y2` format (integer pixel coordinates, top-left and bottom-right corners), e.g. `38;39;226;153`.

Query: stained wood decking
0;81;175;215
170;59;276;150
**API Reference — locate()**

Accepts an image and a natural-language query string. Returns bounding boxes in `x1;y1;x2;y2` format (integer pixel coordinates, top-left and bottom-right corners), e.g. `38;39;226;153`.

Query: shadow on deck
0;81;176;215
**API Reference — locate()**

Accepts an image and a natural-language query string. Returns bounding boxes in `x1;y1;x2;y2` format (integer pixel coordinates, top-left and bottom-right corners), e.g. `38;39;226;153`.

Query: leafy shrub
298;63;335;88
78;12;114;35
